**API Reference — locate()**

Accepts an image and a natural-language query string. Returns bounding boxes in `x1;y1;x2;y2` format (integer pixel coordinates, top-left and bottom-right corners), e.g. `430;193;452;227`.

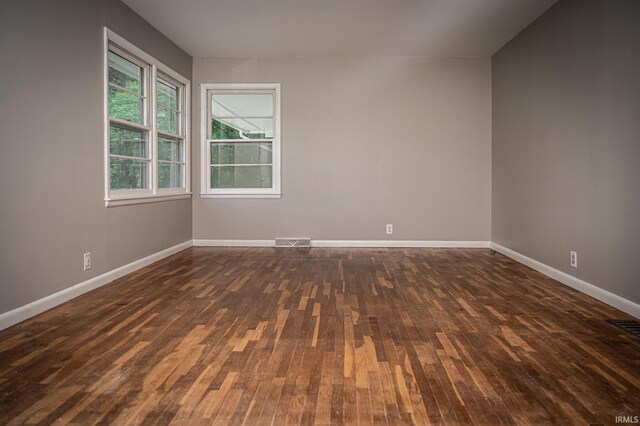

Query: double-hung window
200;84;281;198
105;29;190;207
157;75;186;189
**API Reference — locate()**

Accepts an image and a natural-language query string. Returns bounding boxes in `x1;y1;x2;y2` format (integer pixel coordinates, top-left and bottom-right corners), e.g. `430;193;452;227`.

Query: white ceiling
122;0;558;58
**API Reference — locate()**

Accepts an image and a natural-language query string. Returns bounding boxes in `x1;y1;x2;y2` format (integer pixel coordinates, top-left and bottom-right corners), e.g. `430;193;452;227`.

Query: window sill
200;193;281;199
105;193;192;207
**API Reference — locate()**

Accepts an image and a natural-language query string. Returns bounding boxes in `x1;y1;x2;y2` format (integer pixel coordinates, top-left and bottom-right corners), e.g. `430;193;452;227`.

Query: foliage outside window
105;30;190;207
200;84;281;198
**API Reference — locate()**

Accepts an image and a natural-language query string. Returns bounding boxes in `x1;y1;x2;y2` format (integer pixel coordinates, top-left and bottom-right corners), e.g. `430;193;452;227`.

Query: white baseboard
312;240;490;248
0;240;193;331
490;242;639;319
192;239;491;248
193;239;275;247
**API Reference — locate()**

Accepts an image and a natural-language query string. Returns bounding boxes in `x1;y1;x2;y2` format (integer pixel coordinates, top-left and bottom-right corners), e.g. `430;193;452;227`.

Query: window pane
109;86;144;124
158;163;184;189
110;158;149;190
211;165;272;188
110;125;148;158
158;106;179;134
158;135;183;162
157;77;179;110
211;143;272;165
108;51;143;94
211;118;273;139
211;94;273;118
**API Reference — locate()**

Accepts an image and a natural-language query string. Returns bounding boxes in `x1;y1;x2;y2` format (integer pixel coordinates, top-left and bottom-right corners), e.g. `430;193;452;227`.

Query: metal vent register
607;320;640;338
275;238;312;248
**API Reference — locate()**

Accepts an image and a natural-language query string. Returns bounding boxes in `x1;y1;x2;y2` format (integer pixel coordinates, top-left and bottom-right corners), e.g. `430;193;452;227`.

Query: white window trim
104;28;192;207
200;83;281;199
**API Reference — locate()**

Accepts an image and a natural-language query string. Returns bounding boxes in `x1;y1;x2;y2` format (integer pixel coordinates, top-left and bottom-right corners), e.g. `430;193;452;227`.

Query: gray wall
0;0;193;315
193;57;491;241
492;0;640;303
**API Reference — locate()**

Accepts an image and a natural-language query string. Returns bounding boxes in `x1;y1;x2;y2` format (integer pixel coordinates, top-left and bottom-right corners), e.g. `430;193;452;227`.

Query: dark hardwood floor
0;247;638;425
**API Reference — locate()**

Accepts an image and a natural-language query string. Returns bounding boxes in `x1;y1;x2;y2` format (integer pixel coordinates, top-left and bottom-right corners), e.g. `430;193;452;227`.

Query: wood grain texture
0;247;638;425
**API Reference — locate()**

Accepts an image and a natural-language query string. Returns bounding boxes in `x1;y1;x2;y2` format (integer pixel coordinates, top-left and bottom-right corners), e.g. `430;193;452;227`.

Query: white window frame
104;28;191;207
200;83;281;199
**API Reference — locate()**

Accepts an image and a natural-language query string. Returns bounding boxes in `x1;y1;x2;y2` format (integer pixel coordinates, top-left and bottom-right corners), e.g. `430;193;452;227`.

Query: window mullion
108;82;146;99
208;139;273;144
150;65;158;195
211;164;273;167
109;117;151;132
206;90;213;192
178;82;183;136
110;154;151;161
158;129;185;139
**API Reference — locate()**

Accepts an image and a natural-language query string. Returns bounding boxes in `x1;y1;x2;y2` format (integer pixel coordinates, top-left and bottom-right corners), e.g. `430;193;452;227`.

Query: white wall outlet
570;251;577;268
83;252;91;271
386;224;393;235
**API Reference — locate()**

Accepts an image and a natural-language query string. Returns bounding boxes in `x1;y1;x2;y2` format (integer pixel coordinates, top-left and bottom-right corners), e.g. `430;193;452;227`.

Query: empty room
0;0;639;424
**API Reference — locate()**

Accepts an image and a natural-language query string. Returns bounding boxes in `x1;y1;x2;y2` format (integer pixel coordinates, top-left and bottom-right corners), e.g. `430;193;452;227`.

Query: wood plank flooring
0;247;638;425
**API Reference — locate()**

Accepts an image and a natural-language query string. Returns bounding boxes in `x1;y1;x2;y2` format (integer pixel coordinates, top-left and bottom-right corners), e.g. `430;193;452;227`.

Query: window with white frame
105;29;190;207
201;84;281;198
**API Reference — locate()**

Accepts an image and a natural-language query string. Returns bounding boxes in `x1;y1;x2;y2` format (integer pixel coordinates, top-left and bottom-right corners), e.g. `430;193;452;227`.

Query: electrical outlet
386;224;393;235
570;251;577;268
83;252;91;271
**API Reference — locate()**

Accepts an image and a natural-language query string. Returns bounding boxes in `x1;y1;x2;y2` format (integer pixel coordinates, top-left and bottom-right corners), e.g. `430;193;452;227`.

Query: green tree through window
109;76;147;190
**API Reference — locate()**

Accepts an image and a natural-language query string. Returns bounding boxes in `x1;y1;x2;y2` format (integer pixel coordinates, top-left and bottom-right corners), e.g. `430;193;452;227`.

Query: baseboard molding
312;240;490;248
0;240;193;331
193;239;491;248
490;242;640;319
193;239;275;247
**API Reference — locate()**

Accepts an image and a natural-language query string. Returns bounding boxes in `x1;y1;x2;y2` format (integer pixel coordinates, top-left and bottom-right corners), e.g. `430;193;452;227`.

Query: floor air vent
607;320;640;338
275;238;311;248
